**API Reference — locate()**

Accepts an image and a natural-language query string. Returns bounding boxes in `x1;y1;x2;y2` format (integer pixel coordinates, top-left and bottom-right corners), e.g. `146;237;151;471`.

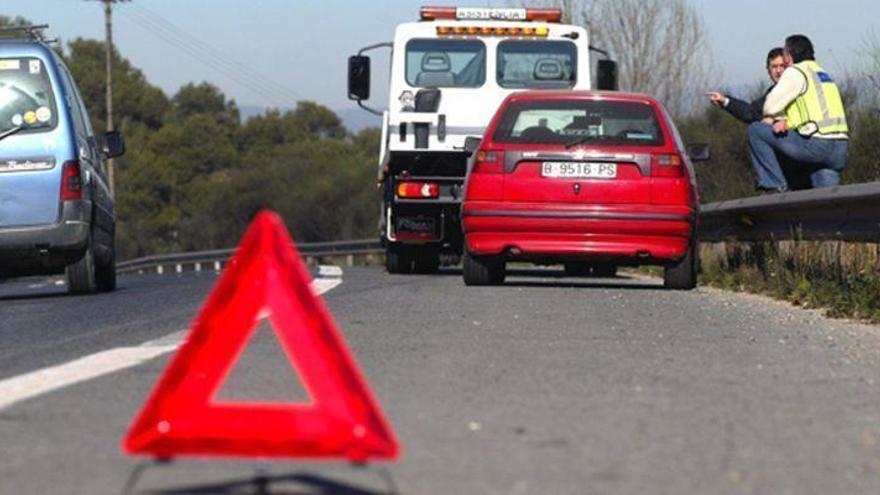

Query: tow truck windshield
497;40;576;89
0;57;57;135
406;39;486;88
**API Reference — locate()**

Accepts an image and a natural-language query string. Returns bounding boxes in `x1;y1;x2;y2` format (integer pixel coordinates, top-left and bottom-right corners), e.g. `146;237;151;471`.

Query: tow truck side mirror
597;60;618;91
464;136;482;156
348;55;371;101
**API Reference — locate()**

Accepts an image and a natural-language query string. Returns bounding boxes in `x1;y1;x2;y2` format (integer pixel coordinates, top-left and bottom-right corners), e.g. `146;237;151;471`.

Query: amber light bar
436;25;549;37
420;6;562;23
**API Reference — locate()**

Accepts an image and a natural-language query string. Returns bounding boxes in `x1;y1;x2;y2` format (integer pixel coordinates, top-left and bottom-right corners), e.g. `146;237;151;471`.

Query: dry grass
699;241;880;322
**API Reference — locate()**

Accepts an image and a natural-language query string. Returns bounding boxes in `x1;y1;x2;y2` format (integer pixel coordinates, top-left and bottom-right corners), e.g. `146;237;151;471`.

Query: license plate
541;162;617;179
396;216;436;234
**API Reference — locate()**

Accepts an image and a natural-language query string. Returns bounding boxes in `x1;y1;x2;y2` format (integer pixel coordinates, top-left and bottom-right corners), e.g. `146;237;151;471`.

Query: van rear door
0;56;64;228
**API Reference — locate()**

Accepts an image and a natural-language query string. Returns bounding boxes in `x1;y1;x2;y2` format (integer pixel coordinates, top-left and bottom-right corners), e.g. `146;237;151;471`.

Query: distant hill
238;105;381;133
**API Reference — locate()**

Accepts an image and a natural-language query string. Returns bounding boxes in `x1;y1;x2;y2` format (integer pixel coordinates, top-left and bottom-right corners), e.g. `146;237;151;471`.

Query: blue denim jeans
747;122;848;191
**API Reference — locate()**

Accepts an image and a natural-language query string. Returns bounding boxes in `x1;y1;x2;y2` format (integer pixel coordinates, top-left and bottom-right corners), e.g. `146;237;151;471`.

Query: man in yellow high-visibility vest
746;34;848;192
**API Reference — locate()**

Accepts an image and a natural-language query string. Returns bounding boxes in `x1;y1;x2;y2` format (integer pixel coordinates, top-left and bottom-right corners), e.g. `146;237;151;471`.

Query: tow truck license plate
541;162;617;179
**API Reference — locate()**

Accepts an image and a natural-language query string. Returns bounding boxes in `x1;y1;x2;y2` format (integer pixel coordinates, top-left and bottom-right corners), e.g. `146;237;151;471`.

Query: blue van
0;29;124;294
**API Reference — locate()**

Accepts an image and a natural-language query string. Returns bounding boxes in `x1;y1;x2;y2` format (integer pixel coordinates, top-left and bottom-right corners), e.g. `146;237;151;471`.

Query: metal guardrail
118;181;880;275
116;239;382;275
699;181;880;243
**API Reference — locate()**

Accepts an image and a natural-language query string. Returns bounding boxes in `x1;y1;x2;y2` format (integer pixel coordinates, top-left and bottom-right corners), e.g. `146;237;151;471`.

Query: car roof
0;39;56;60
504;90;662;107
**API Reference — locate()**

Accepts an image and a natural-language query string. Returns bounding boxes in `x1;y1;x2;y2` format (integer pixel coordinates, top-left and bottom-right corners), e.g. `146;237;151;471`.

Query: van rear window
493;100;664;146
0;57;58;135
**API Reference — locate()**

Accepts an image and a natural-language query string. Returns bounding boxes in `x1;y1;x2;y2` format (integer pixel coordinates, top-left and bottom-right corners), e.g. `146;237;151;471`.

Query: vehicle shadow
0;285;130;302
439;267;665;291
139;471;393;495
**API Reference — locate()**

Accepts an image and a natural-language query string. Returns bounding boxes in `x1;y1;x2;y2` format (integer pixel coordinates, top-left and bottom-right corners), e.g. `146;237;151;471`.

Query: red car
461;91;707;289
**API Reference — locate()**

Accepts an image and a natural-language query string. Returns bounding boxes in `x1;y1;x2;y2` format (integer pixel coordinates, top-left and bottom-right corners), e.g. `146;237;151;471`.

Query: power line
117;5;302;107
129;3;302;102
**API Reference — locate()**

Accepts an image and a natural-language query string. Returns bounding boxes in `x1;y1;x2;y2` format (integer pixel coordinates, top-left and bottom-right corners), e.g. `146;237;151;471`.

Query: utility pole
88;0;129;196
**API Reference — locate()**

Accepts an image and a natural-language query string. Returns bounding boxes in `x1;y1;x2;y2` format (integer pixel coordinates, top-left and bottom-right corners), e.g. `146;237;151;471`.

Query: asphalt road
2;267;880;494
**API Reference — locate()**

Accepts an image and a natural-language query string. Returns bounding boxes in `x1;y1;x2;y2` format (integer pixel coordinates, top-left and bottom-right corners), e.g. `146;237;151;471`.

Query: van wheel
413;250;440;274
95;242;117;292
593;263;617;278
463;252;505;286
564;262;592;277
385;246;412;274
66;239;97;295
664;243;698;290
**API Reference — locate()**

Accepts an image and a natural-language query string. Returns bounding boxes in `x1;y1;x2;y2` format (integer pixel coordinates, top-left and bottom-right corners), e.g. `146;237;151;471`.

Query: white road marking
0;270;343;411
318;265;343;277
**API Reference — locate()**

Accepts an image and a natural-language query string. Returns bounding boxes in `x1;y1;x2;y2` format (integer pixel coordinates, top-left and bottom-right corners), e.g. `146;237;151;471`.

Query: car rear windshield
406;39;486;88
492;99;665;146
0;57;58;135
497;41;576;89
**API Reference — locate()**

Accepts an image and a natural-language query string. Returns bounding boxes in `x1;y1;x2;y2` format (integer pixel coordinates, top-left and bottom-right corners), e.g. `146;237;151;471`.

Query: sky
3;0;878;118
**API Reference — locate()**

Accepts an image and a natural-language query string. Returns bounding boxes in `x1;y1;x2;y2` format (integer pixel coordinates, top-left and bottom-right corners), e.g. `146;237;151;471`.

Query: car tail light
397;181;440;199
472;149;504;174
61;160;82;201
651;153;684;178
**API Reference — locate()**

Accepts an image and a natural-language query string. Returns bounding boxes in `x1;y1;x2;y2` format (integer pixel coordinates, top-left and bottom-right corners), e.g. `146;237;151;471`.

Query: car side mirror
103;131;125;159
596;60;618;91
464;136;482;156
348;55;371;101
686;143;710;162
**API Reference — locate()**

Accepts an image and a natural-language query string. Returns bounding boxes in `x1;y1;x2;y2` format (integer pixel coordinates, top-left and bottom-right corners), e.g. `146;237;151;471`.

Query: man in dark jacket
707;48;810;190
708;48;785;123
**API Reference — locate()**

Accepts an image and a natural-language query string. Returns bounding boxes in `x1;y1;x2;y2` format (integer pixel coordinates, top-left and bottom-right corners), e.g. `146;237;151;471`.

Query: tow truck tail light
472;150;504;175
420;7;562;23
651;153;685;178
61;160;83;201
397;181;440;199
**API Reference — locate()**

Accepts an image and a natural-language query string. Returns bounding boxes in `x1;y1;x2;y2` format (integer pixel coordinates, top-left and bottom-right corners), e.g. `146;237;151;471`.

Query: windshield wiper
0;125;24;143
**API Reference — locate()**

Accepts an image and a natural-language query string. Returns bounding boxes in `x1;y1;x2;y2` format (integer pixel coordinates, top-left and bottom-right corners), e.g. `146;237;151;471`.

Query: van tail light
651;153;684;178
397;181;440;199
472;149;504;175
61;160;83;201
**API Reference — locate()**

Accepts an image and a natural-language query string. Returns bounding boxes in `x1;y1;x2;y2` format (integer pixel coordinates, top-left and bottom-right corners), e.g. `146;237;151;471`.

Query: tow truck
348;6;617;273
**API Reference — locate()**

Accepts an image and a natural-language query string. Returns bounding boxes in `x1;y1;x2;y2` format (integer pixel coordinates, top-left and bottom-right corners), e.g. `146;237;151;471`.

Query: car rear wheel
664;242;698;290
66;238;97;295
385;246;412;274
593;263;617;278
95;241;117;292
463;252;505;286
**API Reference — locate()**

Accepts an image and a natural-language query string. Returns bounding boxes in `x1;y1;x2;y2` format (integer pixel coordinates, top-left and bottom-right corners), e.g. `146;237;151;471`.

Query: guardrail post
214;261;221;272
195;262;201;272
157;265;163;275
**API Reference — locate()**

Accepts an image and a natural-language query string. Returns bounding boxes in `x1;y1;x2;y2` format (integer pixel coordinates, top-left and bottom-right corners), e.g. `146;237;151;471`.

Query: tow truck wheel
385;246;413;274
413;250;440;274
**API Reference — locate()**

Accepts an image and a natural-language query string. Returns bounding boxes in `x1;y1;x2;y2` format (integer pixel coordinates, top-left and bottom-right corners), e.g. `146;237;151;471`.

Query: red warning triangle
122;211;399;462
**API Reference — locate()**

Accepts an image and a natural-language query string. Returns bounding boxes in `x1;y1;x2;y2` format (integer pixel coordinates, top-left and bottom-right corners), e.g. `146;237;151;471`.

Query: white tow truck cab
348;6;618;274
